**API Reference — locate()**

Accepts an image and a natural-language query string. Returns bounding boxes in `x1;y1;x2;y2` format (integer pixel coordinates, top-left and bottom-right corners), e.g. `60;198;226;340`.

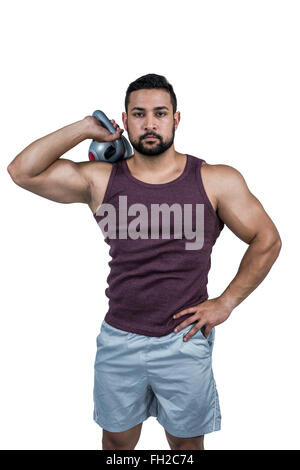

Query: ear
174;111;181;131
122;112;128;132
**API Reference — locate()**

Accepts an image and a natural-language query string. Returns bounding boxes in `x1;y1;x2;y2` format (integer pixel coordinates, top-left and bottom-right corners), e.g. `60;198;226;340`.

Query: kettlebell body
88;110;133;163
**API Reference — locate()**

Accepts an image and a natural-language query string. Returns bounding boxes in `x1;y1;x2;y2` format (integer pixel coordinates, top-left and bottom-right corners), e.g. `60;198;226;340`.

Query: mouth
144;136;157;140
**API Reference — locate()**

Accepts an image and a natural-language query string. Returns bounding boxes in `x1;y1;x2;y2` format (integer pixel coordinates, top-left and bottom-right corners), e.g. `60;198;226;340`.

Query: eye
133;112;167;117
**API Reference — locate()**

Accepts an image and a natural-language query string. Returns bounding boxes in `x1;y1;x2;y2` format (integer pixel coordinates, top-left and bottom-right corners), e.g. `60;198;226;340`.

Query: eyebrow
130;106;169;112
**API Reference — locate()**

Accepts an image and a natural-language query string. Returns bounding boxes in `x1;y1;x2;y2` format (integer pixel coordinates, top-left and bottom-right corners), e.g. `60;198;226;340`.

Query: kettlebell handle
92;110;117;134
88;110;133;163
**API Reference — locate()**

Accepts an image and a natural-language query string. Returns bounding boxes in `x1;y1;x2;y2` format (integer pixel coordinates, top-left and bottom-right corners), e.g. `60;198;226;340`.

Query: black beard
127;123;175;157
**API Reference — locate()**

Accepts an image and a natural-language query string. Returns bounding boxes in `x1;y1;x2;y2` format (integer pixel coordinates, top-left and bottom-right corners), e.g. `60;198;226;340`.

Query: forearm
219;234;282;311
7;118;90;179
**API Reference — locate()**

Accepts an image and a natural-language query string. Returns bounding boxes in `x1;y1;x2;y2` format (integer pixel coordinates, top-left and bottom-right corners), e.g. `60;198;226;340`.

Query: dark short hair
125;73;177;114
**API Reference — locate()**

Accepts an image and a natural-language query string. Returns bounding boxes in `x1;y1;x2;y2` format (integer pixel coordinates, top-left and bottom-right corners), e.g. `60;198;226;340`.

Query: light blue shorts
93;320;221;438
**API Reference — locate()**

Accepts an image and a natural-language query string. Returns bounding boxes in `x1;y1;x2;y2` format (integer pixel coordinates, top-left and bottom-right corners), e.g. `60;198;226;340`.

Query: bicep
216;166;279;244
12;158;92;205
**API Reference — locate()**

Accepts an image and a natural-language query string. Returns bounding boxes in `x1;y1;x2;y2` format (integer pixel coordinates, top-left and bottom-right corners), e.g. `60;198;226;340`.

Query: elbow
274;235;282;257
7;163;17;180
254;229;282;258
7;163;23;185
267;232;282;260
7;161;18;175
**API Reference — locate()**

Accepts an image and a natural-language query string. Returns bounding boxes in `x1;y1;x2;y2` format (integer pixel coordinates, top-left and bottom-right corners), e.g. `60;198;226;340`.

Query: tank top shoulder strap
192;154;224;230
188;154;205;185
192;155;213;206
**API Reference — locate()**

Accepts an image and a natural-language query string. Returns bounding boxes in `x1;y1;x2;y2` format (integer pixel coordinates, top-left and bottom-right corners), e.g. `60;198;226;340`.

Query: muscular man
7;74;282;450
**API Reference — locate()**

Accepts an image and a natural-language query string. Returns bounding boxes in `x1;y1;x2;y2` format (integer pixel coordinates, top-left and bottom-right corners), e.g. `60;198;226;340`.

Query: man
7;74;282;450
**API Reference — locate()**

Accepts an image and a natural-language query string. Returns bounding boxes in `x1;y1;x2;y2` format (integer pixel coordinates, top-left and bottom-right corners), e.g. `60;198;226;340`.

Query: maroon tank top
93;154;224;337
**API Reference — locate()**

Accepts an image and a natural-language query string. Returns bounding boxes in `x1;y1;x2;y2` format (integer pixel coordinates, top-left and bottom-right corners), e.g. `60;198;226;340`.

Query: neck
128;149;185;177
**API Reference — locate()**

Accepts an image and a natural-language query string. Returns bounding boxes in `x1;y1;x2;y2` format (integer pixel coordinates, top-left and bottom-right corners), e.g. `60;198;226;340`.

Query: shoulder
78;160;113;187
200;161;248;194
201;160;244;180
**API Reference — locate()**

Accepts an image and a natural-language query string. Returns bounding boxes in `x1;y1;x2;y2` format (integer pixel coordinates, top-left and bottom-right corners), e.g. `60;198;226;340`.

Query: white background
1;0;299;450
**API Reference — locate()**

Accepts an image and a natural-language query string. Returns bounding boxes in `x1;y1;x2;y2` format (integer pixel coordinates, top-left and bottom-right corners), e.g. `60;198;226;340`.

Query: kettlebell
88;110;133;163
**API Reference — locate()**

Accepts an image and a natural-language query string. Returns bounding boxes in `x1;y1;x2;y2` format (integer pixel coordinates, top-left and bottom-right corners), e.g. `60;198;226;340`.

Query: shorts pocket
197;325;215;344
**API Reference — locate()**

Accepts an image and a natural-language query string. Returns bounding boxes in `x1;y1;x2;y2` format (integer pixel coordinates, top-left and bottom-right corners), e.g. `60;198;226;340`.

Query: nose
143;115;157;132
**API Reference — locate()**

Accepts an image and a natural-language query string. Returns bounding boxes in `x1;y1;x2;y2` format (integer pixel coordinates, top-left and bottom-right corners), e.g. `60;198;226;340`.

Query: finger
110;119;120;129
183;319;208;341
174;317;197;333
112;122;122;131
107;128;124;140
173;306;198;319
183;325;201;342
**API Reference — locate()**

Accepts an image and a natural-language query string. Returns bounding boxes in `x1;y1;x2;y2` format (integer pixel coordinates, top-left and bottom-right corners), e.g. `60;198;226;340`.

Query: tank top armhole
101;162;118;205
195;158;224;231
